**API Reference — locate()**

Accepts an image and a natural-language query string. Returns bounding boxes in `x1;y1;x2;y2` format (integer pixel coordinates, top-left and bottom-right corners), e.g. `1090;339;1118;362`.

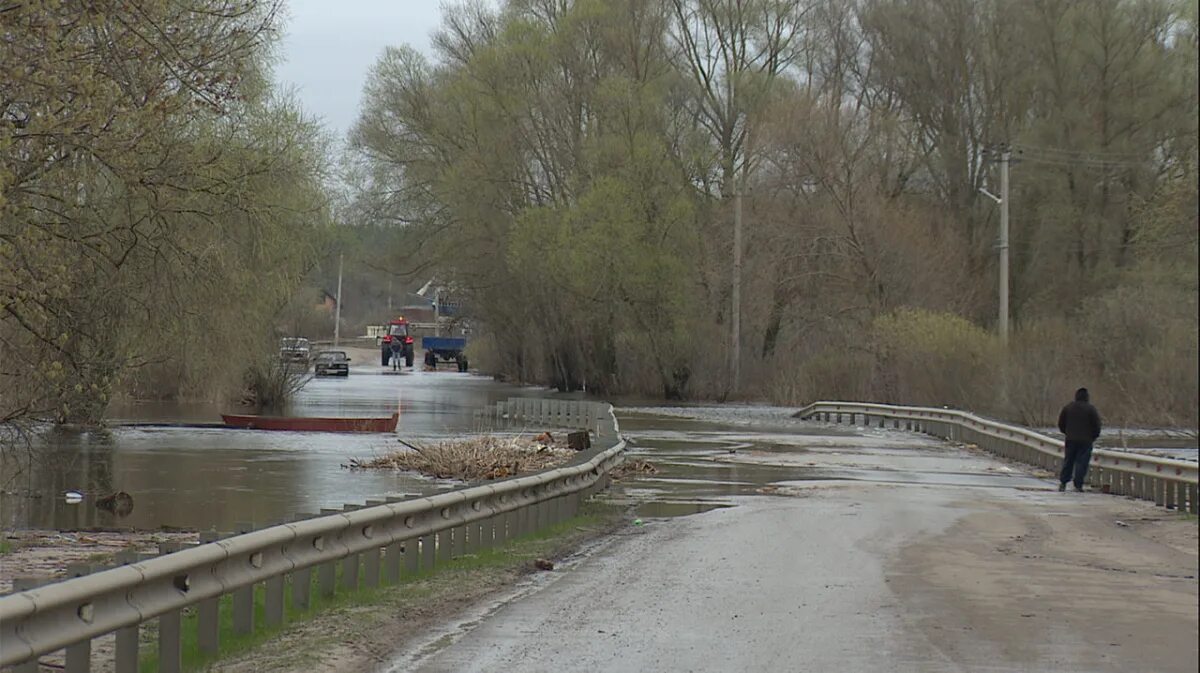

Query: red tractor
380;317;415;368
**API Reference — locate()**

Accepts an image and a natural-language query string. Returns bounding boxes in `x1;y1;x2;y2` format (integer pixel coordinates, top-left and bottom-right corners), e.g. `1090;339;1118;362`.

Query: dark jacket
1058;388;1101;443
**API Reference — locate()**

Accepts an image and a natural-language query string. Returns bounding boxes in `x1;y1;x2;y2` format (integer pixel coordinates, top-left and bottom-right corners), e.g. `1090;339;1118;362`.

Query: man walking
1058;387;1102;492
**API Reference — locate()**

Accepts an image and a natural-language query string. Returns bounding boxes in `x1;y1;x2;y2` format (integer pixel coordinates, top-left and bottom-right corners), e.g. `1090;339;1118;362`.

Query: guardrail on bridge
795;401;1198;514
0;398;625;672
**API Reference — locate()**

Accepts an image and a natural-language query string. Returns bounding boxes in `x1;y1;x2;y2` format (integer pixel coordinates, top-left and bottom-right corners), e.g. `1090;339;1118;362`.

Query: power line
1009;143;1150;170
1010;142;1147;161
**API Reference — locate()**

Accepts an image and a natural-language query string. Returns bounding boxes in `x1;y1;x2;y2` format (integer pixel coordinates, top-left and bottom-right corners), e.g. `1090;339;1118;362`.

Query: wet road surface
387;408;1199;673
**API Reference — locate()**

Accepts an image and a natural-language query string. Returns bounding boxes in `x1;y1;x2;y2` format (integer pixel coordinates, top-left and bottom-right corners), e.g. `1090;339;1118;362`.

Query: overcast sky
274;1;445;140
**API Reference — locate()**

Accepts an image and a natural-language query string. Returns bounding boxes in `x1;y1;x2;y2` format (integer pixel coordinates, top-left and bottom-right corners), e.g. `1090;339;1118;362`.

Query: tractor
379;317;415;368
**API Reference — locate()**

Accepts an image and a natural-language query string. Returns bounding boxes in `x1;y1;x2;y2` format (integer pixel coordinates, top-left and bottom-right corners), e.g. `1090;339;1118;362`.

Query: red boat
220;412;399;433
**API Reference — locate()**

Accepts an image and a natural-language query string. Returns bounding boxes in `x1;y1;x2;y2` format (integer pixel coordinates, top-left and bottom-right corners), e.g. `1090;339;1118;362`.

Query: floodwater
4;381;1192;533
0;363;554;532
610;408;1066;519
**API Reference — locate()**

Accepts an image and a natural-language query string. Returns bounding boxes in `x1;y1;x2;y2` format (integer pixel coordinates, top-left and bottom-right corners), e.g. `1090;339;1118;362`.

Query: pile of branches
347;435;575;481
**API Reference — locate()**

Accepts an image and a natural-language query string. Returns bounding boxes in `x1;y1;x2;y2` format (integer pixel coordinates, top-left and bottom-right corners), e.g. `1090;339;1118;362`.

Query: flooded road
387;406;1198;673
0;359;550;532
610;407;1053;519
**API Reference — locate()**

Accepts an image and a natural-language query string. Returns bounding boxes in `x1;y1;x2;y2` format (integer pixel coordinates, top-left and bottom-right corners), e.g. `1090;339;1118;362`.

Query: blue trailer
421;336;469;372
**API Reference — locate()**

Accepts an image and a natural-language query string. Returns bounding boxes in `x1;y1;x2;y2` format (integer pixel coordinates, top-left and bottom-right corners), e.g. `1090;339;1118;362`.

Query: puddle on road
610;408;1057;517
634;501;734;518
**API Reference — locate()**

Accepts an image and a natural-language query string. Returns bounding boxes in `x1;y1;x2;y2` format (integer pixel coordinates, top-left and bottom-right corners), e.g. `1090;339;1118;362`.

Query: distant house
398;294;436;323
317;289;337;314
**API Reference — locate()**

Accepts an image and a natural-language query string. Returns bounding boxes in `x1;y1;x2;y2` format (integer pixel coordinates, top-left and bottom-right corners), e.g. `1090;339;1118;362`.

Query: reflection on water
0;368;550;532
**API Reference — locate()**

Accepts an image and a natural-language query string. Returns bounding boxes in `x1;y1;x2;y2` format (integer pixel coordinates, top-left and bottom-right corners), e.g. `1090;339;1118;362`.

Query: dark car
313;350;350;377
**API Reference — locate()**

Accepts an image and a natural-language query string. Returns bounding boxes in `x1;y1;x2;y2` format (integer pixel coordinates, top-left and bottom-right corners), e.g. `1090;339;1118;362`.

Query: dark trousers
1060;440;1094;488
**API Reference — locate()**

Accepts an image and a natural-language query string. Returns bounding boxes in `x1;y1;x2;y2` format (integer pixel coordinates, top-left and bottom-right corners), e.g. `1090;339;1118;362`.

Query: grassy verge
136;501;626;673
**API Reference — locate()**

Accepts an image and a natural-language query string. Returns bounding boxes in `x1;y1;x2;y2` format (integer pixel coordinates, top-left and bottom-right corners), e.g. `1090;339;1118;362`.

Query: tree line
351;0;1197;426
1;0;333;435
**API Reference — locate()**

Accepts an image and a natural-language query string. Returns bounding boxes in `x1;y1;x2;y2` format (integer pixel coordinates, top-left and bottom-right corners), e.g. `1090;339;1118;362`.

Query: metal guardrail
796;401;1199;514
0;399;625;672
474;397;607;436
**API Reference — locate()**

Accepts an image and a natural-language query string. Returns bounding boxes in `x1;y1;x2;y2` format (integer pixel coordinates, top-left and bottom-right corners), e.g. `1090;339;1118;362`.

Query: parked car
279;337;311;364
314;350;350;377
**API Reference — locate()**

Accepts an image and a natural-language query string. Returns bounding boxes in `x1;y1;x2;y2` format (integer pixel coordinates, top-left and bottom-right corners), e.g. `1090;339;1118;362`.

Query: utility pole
998;148;1010;345
433;287;441;337
731;187;743;393
334;254;343;347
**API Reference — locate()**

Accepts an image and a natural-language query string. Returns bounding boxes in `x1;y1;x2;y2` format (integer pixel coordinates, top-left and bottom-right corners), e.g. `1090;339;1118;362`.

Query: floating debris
96;491;134;517
610;459;659;480
346;434;575;481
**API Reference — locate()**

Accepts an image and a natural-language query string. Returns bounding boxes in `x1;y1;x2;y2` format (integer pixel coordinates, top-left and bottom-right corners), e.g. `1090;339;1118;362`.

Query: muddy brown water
0;365;558;532
607;410;1195;520
3;380;1193;533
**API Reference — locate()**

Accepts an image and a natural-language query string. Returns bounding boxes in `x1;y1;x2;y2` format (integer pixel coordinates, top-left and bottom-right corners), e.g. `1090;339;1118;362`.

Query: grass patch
136;501;625;673
0;539;11;555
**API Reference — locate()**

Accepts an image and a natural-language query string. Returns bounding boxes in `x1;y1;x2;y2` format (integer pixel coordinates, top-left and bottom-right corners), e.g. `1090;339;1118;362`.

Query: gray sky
274;1;444;140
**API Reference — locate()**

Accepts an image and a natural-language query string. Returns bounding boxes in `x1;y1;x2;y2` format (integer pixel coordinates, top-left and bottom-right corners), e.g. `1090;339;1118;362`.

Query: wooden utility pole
998;148;1010;345
731;187;743;392
334;254;343;346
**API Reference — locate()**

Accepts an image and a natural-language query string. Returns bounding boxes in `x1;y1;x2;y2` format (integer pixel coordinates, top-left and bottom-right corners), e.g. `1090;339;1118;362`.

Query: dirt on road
892;492;1197;673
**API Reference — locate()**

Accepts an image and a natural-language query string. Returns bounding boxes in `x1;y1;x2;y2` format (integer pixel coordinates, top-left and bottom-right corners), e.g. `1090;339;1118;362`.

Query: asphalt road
385;415;1199;673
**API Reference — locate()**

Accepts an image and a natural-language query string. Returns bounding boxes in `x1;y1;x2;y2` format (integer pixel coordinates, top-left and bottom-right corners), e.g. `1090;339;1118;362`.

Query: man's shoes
1058;483;1067;492
1073;485;1084;493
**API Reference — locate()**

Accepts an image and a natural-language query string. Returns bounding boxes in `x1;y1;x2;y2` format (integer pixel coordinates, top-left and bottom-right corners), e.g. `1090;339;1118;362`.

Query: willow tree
354;0;705;396
1;1;331;427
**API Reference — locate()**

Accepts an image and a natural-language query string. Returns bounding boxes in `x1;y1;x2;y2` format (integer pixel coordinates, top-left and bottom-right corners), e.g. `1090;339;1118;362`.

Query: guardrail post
159;605;182;673
384;537;403;584
62;564;94;673
479;517;494;550
419;533;434;570
434;528;450;563
316;510;338;598
498;511;513;544
115;607;141;671
1164;480;1177;510
196;531;221;653
1153;476;1166;507
464;520;478;554
10;579;46;673
519;506;531;538
1188;483;1198;515
363;500;386;588
340;505;362;591
403;538;419;577
231;524;256;635
451;525;466;558
265;571;285;628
